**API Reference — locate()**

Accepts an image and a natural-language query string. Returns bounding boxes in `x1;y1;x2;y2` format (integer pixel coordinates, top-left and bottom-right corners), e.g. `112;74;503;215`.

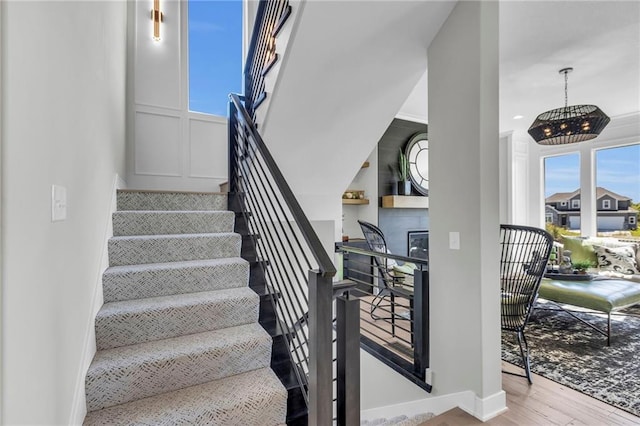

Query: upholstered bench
538;278;640;345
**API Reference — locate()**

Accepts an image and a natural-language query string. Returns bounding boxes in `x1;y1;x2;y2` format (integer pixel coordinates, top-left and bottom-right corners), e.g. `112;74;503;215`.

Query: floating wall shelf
342;198;370;205
381;195;428;209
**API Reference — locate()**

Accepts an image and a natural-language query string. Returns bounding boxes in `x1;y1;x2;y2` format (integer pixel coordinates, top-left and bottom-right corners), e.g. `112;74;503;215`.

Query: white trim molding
361;391;471;422
460;390;508;422
361;389;507;423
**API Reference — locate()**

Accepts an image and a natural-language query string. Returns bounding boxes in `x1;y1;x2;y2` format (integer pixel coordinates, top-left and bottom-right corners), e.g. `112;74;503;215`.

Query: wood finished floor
360;296;640;425
420;362;640;425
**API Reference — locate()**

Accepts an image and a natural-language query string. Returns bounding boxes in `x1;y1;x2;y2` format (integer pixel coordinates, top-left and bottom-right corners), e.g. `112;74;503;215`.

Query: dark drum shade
528;104;610;145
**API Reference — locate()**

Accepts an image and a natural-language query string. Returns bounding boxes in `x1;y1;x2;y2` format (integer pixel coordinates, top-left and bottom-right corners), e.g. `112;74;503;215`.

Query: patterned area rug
501;301;640;417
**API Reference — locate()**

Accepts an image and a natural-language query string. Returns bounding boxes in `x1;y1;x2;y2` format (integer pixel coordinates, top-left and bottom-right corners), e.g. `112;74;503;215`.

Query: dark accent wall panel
379;208;429;256
377;119;428;197
377;118;428;257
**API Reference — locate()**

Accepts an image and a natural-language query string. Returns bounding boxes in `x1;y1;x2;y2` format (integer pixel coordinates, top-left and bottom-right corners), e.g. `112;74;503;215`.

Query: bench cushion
539;278;640;313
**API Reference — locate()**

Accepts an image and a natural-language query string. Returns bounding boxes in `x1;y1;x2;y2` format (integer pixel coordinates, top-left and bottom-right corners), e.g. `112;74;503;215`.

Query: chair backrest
500;224;554;331
358;220;394;288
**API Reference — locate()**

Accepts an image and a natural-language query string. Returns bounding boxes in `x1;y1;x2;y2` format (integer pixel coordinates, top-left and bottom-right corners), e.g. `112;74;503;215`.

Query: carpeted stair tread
102;258;249;302
113;210;234;236
117;190;226;211
83;367;287;426
108;232;241;266
86;323;272;411
95;288;259;350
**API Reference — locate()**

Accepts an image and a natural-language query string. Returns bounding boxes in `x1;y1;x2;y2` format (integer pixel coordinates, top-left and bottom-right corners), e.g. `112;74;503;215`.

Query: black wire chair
500;224;553;384
358;220;415;340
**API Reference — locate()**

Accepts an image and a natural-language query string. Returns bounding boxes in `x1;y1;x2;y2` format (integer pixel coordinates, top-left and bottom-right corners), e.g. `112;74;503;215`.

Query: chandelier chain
564;69;569;108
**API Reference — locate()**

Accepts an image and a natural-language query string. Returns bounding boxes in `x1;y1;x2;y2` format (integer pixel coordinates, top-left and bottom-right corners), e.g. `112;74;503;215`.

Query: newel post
308;270;333;425
336;290;360;425
413;268;429;378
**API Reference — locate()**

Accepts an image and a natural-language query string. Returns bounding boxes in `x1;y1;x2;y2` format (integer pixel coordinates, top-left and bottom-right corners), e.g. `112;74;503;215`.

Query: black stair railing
337;245;431;392
229;93;360;424
244;0;291;118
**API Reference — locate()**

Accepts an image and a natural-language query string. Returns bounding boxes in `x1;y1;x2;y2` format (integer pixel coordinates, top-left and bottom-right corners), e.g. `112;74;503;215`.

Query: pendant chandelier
528;67;610;145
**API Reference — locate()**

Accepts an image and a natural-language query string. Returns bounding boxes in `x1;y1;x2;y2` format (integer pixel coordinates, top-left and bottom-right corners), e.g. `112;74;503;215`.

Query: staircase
83;189;288;425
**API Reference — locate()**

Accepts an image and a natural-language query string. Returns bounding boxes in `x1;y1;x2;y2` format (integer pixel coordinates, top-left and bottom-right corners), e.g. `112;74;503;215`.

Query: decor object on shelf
342;190;369;205
397;149;411;195
528;67;610;145
405;132;429;195
342;190;365;200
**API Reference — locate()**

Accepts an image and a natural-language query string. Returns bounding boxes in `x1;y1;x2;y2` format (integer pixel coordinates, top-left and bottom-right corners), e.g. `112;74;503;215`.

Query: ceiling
499;1;640;136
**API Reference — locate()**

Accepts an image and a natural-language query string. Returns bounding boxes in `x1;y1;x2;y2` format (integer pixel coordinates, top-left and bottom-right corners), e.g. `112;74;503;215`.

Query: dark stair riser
241;234;260;259
269;329;308;424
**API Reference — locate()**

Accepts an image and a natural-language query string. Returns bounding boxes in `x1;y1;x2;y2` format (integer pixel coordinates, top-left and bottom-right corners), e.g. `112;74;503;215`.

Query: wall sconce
150;0;164;41
267;36;276;61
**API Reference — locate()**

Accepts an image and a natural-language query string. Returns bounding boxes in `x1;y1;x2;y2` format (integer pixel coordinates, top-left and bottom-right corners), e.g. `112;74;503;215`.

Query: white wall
127;0;227;192
427;1;505;419
1;1;127;424
397;70;428;124
342;147;378;239
260;1;455;227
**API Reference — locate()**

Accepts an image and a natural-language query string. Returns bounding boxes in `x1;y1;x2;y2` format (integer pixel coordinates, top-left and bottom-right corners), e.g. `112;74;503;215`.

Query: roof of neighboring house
546;190;579;203
545;187;632;203
545;205;559;214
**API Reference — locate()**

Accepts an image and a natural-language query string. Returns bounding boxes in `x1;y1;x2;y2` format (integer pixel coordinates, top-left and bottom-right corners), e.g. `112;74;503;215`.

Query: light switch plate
52;185;67;222
449;231;460;250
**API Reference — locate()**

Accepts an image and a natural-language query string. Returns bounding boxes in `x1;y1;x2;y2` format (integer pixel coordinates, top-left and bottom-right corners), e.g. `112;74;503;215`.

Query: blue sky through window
596;144;640;203
188;0;242;116
544;154;579;198
544;144;640;202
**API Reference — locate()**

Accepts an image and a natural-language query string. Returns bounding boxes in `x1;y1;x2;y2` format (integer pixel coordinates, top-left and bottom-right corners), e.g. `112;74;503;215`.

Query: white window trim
560;201;567;206
603;199;611;209
536;121;640;237
571;199;580;209
630;216;637;225
545;213;553;223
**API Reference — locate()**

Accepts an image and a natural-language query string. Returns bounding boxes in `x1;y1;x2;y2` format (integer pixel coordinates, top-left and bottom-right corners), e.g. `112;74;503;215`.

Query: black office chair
500;224;553;384
358;220;415;339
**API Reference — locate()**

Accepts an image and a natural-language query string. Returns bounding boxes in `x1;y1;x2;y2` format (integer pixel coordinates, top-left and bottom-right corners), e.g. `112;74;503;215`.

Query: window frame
571;199;580;209
538;134;640;237
630;215;637;225
602;199;611;209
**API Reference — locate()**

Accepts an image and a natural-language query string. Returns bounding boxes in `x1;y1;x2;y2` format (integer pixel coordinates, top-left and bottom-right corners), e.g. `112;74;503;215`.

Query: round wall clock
405;132;429;196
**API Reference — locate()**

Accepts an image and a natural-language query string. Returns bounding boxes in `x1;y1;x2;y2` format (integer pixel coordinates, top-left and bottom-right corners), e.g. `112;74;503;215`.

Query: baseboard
68;174;125;425
360;390;474;422
361;388;507;423
459;390;508;422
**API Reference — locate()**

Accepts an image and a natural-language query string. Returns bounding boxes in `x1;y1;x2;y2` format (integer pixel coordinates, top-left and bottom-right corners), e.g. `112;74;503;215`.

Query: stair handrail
229;93;336;278
244;0;291;117
229;92;339;424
